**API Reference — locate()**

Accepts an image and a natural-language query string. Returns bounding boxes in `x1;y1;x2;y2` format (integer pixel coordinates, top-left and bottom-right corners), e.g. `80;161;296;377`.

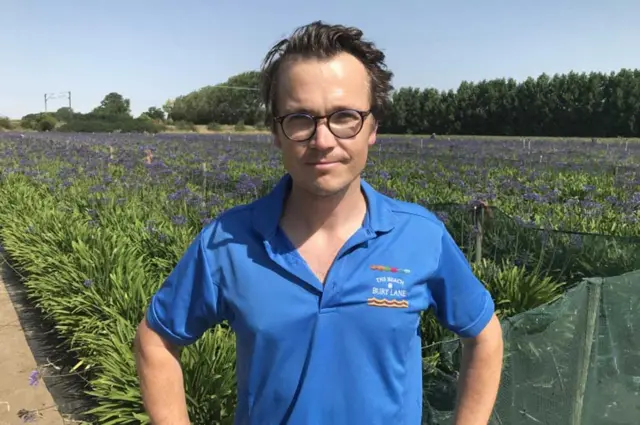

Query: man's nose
309;120;337;150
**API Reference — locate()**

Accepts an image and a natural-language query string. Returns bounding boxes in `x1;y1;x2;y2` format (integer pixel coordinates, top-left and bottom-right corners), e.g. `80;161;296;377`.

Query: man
134;21;503;425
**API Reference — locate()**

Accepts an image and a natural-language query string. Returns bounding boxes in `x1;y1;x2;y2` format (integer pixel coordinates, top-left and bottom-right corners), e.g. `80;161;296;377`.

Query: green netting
429;203;640;285
421;204;640;425
428;269;640;425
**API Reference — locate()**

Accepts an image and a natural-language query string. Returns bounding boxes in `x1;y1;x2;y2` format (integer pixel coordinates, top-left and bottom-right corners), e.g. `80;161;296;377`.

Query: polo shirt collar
360;178;396;234
252;173;395;241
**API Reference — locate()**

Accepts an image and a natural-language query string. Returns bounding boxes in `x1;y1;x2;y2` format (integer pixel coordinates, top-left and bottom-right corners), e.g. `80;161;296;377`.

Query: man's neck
281;177;367;237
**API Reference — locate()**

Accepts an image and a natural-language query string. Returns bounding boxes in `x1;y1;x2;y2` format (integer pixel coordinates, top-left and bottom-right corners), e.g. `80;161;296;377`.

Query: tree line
166;68;640;137
384;68;640;137
7;68;640;137
14;93;166;133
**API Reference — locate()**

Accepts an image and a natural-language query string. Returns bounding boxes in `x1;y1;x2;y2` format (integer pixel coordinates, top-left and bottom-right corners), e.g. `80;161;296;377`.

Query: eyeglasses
274;109;372;142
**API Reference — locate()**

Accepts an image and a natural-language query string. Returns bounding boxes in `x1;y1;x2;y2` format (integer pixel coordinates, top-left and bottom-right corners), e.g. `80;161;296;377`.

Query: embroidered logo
367;297;409;308
370;265;411;274
368;268;409;308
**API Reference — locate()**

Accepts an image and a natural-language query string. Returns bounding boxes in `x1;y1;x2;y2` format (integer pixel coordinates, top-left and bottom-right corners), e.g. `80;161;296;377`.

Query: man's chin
300;174;355;198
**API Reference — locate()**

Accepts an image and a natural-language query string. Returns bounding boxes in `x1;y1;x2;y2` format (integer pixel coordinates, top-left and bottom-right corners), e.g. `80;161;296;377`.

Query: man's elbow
463;313;504;354
134;314;181;361
133;317;147;356
134;314;151;348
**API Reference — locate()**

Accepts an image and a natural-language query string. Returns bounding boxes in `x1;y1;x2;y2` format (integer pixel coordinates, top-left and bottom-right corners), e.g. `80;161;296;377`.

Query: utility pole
44;91;72;112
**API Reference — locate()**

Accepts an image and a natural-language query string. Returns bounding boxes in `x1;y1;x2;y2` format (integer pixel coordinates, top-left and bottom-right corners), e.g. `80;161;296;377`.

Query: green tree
55;107;74;122
144;106;165;121
20;112;57;130
92;92;132;118
162;99;174;120
0;115;12;129
37;115;57;131
169;71;262;125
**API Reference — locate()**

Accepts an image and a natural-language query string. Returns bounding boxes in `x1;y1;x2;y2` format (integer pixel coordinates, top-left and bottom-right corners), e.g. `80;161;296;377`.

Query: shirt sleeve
145;227;225;346
426;225;495;338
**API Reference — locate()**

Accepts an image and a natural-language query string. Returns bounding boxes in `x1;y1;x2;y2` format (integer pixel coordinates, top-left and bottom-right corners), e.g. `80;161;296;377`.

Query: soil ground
0;251;92;425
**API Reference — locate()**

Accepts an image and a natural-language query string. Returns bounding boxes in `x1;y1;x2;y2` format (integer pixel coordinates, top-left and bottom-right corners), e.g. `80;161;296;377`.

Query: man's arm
425;223;504;424
453;313;504;425
134;316;191;425
134;225;224;424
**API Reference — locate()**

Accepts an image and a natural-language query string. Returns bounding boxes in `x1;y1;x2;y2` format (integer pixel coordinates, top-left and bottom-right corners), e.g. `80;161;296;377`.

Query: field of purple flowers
0;131;638;424
2;132;639;235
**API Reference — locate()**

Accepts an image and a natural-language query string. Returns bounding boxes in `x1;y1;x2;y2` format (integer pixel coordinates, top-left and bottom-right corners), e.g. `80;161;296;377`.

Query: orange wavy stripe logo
370;265;411;274
367;297;409;308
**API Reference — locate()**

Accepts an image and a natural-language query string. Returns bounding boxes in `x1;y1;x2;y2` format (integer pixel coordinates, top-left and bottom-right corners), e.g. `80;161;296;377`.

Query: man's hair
260;21;394;131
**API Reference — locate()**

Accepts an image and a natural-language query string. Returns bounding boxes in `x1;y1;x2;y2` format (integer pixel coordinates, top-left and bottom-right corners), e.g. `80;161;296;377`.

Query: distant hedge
20;113;58;131
58;116;166;133
0;116;12;129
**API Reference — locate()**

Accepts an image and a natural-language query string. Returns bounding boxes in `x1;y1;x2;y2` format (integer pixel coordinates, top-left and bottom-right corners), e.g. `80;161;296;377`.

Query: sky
2;0;640;119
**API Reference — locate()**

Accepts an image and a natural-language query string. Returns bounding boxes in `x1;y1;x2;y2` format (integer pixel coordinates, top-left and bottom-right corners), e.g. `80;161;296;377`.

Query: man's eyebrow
279;105;363;116
278;102;315;115
280;107;314;115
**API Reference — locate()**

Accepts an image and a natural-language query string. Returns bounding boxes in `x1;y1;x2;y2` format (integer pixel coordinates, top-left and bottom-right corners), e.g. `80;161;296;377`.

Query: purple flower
83;279;93;288
28;369;40;386
580;200;600;208
539;230;550;245
604;195;619;205
523;192;543;203
17;408;37;423
570;234;583;249
172;215;186;226
207;197;221;207
435;211;449;224
89;184;106;193
168;189;190;201
187;196;203;207
235;174;259;195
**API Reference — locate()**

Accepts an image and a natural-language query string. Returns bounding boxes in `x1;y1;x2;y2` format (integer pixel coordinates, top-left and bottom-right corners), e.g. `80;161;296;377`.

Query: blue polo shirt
146;173;495;425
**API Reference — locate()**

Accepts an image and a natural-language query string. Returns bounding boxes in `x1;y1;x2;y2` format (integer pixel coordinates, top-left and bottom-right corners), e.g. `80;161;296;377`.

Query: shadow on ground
0;250;97;424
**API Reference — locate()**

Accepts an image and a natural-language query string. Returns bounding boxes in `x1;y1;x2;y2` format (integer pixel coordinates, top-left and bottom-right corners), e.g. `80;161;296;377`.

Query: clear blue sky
2;0;639;119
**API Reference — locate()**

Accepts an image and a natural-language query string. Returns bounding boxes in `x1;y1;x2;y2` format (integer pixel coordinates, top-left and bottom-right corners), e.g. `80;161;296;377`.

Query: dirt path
0;253;90;425
0;264;64;425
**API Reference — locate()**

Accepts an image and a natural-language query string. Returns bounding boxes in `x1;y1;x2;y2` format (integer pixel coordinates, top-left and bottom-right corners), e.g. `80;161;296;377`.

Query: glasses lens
282;114;315;140
329;110;363;138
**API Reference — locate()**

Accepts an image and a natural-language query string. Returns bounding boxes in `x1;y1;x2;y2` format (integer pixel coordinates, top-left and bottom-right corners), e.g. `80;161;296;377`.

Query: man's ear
368;121;378;146
274;132;282;149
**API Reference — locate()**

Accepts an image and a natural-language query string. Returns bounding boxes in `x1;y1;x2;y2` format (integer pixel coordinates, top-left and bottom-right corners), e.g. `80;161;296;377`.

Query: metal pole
474;209;483;264
570;279;601;425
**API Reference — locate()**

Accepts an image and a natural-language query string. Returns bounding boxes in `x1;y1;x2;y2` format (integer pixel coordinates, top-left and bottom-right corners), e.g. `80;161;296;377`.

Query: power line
202;85;260;92
44;91;71;112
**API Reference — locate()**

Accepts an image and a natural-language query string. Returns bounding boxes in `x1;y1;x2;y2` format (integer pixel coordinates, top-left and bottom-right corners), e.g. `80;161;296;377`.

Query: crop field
0;132;639;424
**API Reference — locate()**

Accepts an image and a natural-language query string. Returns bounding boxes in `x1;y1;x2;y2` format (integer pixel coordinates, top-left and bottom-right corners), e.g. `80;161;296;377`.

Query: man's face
273;52;377;197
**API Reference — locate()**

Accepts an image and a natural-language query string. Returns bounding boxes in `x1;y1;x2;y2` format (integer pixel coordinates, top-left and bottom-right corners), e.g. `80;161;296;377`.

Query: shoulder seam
196;226;223;289
215;202;253;220
390;208;432;219
389;206;445;226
